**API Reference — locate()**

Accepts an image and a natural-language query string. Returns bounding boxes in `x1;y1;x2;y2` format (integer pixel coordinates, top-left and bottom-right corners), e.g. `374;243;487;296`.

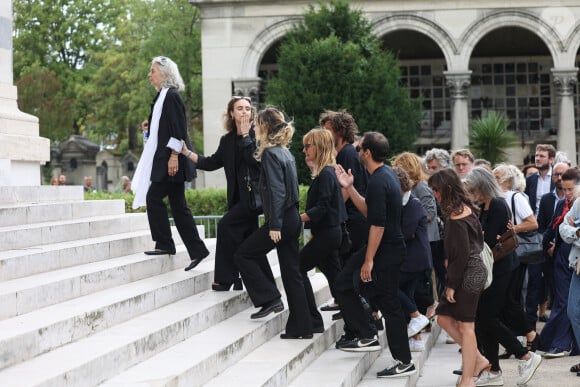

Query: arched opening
469;27;552;139
381;29;448;152
258;39;285;106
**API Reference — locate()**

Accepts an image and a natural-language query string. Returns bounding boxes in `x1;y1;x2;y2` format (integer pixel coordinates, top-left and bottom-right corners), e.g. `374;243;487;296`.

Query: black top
400;194;433;272
479;197;518;274
305;165;347;231
366;165;406;263
196;129;260;209
336;144;367;222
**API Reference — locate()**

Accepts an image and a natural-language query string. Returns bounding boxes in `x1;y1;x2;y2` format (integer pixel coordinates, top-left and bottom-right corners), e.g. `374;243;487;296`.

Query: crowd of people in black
132;56;580;385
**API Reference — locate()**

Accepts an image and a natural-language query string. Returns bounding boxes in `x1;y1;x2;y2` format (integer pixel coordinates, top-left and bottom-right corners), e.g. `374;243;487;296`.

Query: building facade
191;0;580;189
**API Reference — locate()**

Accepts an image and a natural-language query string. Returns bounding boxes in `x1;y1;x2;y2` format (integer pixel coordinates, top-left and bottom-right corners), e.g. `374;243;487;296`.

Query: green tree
266;1;420;183
13;0;127;142
469;111;517;165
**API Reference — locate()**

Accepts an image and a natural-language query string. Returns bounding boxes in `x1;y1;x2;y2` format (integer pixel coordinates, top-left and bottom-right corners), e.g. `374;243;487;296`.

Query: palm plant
469;111;517;166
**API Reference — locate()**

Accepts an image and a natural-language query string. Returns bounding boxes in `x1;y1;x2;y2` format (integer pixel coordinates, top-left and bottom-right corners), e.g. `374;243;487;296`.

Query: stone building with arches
191;0;580;189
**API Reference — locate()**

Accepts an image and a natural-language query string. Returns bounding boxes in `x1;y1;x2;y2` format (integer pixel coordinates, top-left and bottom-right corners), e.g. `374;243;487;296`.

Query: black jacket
150;88;195;183
260;146;299;230
196;129;260;209
304;165;347;231
524;172;555;215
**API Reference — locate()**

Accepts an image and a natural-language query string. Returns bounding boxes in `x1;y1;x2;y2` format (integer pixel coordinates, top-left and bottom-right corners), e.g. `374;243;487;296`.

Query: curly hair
393;166;413;192
303;128;336;178
391;152;427;188
152;56;185;91
222;96;255;133
255;107;294;160
424;148;451;168
493;163;526;192
319;110;358;144
428;168;473;217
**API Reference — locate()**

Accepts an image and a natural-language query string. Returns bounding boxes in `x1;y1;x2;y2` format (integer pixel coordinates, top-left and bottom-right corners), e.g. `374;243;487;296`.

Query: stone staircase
0;186;439;386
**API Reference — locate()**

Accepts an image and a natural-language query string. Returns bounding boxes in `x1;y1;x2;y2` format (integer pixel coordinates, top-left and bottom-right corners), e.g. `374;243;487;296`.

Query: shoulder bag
245;170;263;213
511;193;544;264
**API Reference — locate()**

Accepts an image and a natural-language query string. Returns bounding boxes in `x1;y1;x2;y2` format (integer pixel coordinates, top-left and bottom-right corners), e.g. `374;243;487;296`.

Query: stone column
0;1;50;186
552;68;578;166
232;77;262;104
444;71;472;150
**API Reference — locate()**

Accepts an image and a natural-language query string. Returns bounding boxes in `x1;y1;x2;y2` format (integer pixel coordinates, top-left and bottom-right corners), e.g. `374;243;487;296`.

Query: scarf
552;198;571;230
131;87;169;209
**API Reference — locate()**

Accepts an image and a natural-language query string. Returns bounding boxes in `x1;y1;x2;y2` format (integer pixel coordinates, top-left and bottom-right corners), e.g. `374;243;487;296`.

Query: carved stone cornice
232;77;263;103
552;68;578;97
444;71;472;100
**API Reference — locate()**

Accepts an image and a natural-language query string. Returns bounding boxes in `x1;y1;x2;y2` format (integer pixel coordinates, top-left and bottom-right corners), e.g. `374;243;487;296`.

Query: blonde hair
493;163;526;192
391;152;425;187
255;107;294;160
303;128;336;178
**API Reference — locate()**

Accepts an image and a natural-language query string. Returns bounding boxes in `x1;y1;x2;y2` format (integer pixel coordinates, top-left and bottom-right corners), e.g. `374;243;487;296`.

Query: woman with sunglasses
299;128;347;334
181;96;262;290
234;107;312;339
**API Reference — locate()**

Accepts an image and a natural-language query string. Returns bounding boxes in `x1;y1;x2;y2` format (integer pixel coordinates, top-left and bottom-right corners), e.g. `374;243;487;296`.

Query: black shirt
336;144;367;222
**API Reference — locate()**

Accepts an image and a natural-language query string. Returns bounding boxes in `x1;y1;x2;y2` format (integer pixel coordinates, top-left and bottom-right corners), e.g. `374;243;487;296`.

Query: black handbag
511;193;544;264
245;171;262;213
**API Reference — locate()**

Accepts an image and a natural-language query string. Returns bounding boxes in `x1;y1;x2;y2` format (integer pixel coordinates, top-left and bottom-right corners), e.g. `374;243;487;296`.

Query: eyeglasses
554;172;564;177
303;143;313;150
232;96;252;103
157;56;168;66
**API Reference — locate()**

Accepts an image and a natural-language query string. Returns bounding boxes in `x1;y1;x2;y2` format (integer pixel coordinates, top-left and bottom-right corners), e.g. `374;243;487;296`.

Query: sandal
571;363;580;373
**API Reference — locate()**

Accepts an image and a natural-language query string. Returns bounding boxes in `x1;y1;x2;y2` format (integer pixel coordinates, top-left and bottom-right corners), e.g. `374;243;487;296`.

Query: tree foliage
469;111;517;165
266;1;421;183
13;0;203;152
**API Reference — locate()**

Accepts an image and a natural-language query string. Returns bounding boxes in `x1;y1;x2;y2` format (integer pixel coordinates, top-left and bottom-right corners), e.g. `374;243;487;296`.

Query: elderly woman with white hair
132;56;209;270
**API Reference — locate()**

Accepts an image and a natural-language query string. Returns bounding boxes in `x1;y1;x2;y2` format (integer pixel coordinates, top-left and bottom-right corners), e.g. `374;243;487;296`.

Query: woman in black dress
428;169;489;387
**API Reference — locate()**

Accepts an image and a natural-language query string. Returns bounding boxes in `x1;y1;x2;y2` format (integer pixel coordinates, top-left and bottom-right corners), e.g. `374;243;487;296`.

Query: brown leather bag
491;228;519;261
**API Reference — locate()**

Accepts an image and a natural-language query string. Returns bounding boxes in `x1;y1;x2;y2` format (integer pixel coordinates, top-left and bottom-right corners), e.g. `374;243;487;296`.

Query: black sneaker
377;361;416;378
335;334;355;349
336;337;380;352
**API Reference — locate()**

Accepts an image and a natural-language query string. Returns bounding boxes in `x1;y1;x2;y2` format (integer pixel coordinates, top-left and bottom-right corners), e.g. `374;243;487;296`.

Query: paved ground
417;330;579;387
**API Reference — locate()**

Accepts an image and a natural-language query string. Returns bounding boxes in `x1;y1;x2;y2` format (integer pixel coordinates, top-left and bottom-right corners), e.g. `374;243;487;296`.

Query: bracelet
187;150;192;159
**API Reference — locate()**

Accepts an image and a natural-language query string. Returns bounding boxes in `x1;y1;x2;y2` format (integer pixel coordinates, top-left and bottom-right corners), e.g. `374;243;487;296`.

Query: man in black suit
524;144;556;217
133;56;209;271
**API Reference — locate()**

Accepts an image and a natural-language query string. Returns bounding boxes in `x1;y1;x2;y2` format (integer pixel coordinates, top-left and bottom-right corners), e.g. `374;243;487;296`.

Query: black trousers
501;262;533;336
335;247;412;364
235;207;312;336
146;182;209;260
300;225;342;331
214;202;261;283
476;268;528;372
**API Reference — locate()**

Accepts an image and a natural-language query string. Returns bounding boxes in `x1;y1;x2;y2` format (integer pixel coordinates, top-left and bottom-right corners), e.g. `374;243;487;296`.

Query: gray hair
465;167;504;199
493;163;526;192
424;148;451;168
152;56;185;91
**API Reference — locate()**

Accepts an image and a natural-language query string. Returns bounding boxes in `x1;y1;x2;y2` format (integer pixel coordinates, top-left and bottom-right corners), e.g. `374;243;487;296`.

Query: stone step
288;331;383;387
0;265;259;387
0;245;216;371
202;296;341;387
0;229;152;281
357;324;441;387
0;225;205;281
100;272;332;387
0;242;208;319
0;199;126;227
0;213;150;250
0;186;84;204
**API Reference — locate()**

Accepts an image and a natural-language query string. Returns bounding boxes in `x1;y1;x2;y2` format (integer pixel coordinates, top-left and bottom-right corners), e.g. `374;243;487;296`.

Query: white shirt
535;170;552;216
505;190;533;225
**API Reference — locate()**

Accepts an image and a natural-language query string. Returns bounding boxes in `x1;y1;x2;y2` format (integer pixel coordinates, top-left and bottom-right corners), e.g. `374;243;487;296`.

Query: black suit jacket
150;88;195;183
524;172;555;215
196;129;260;209
537;192;559;234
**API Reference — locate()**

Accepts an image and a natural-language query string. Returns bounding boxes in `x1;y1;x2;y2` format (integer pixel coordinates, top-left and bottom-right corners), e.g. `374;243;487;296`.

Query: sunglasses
232;96;252;103
303;143;313;150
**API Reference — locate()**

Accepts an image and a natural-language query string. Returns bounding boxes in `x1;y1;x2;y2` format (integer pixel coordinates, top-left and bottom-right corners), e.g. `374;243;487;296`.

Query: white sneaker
407;314;429;337
409;337;425;352
475;370;504;386
517;352;542;385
